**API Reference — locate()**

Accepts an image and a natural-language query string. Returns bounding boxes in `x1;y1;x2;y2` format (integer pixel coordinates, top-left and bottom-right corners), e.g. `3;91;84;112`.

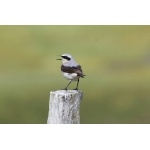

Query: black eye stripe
62;56;71;61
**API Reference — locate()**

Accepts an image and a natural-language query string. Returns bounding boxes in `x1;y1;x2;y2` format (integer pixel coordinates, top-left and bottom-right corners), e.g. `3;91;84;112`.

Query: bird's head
57;53;79;67
57;53;72;64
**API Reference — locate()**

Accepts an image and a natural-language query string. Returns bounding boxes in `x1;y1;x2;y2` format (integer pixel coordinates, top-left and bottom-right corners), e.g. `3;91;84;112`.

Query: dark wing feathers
61;65;85;78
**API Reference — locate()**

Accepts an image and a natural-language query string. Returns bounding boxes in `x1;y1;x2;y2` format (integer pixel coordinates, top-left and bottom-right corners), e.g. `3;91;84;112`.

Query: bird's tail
81;74;86;78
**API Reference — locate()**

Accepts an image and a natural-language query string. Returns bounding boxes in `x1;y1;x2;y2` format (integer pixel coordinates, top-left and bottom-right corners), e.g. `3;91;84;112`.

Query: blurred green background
0;25;150;124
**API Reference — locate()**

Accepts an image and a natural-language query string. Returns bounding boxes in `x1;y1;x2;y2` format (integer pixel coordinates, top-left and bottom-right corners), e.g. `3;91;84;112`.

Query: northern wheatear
57;53;85;90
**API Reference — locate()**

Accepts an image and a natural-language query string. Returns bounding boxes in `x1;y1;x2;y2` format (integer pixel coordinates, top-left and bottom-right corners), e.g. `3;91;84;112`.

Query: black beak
56;55;62;60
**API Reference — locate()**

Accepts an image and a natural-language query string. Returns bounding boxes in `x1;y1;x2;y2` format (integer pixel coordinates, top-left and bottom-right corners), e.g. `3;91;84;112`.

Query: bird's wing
61;65;85;78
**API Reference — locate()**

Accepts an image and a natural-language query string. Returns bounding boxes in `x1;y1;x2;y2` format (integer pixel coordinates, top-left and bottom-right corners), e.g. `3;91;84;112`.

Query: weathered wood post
47;90;83;124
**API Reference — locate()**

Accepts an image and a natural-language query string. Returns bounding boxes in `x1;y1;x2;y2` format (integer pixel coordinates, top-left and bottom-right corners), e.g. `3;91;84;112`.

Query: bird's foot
62;88;67;91
73;88;78;90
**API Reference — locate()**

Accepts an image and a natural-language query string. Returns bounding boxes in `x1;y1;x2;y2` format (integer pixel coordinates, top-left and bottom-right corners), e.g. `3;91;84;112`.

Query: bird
57;53;85;90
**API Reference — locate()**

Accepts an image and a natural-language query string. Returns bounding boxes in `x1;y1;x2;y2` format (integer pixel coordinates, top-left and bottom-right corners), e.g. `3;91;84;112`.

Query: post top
50;90;83;95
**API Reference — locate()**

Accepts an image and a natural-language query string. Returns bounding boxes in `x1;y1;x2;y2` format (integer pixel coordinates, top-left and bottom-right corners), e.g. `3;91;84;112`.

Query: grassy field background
0;25;150;123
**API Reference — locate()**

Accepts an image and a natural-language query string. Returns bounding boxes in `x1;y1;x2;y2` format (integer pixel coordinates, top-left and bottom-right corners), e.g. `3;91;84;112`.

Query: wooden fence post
47;90;83;124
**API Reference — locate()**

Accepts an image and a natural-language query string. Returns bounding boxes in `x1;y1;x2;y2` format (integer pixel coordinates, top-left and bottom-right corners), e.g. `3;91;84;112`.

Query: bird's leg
73;79;79;90
64;80;72;90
